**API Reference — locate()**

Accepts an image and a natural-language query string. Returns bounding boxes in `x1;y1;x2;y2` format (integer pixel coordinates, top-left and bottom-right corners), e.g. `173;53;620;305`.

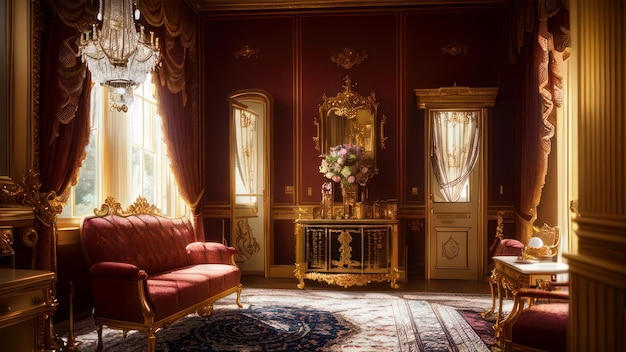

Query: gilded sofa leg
147;329;156;352
96;324;103;352
197;303;214;316
236;284;243;308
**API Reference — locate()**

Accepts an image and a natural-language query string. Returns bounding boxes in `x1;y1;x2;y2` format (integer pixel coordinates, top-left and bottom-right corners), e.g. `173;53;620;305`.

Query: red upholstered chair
484;212;524;308
501;282;569;352
490;211;524;257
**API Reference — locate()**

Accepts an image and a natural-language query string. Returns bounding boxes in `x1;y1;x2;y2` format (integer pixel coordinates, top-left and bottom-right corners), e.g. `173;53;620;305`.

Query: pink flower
320;144;377;187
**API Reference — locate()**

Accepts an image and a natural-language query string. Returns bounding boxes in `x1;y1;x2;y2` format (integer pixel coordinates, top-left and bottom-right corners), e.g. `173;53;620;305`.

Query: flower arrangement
319;144;377;187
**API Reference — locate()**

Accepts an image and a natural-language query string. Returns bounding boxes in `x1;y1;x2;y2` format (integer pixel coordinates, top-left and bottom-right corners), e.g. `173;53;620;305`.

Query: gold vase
341;183;358;219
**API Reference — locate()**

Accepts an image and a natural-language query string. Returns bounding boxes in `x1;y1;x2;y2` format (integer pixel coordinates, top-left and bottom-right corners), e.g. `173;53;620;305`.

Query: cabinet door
363;227;390;272
328;227;363;272
304;227;327;270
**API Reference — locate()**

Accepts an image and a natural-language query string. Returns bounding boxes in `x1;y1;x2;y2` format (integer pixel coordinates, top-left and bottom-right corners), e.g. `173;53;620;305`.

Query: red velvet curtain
140;0;204;240
37;1;93;271
510;0;570;243
35;0;202;272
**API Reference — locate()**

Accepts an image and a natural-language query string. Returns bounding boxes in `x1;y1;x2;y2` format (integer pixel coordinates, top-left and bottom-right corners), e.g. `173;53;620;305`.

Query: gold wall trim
274;204;426;221
272;205;300;220
414;86;498;109
203;204;231;218
185;0;506;13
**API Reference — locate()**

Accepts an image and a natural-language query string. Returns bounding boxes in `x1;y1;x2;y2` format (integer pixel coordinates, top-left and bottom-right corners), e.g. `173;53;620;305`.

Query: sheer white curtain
102;95;133;206
234;107;258;204
431;111;480;202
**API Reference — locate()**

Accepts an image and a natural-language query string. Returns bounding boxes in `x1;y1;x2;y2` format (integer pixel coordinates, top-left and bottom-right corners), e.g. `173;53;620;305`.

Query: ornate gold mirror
315;76;385;162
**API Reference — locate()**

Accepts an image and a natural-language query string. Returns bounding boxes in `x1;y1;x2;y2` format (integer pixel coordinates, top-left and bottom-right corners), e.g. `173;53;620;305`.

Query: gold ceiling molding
331;47;368;69
441;41;469;56
185;0;506;12
234;45;261;59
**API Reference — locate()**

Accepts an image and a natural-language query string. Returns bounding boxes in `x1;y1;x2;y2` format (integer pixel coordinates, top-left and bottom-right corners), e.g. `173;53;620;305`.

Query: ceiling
183;0;506;13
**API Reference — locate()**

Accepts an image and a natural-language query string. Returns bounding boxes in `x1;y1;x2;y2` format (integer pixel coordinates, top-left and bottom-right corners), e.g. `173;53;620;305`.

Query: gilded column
565;0;626;351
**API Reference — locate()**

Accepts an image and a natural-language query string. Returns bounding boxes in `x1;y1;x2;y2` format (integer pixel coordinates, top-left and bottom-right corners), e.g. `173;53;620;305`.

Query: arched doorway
228;90;272;276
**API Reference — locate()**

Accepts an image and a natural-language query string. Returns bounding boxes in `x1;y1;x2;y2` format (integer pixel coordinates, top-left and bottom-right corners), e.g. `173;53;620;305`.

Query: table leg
493;273;505;337
493;275;522;341
481;269;497;319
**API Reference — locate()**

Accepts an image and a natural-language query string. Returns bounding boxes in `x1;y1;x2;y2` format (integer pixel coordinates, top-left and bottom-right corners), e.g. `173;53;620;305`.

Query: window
233;104;259;206
60;77;185;219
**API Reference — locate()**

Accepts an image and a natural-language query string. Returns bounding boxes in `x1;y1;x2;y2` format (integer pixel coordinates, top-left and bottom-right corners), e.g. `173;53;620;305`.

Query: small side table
482;256;569;339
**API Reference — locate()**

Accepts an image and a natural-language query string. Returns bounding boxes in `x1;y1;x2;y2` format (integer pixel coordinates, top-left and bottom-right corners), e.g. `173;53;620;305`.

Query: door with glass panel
229;92;271;276
427;109;485;280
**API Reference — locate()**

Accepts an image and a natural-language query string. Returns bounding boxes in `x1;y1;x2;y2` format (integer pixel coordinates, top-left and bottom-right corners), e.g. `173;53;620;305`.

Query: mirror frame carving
314;76;385;164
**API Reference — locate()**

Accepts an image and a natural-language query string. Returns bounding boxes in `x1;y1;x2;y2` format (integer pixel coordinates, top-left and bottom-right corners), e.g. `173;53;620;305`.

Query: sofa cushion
494;238;524;256
81;213;196;274
146;264;242;320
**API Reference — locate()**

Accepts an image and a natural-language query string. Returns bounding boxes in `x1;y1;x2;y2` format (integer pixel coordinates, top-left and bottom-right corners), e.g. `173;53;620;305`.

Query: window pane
131;104;143;145
74;135;98;215
131;146;141;198
143;150;156;203
144;108;156;151
60;76;185;219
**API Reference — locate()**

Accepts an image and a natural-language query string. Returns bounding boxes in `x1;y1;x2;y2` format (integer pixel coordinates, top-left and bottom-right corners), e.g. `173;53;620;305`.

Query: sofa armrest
90;262;148;281
89;262;154;323
186;242;238;265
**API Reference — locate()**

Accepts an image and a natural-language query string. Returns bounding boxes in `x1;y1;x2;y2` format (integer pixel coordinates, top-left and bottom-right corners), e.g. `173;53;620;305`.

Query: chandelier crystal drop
78;0;160;112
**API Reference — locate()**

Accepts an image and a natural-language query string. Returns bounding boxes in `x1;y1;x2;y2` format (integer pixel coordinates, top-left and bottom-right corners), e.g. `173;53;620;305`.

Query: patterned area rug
69;288;508;351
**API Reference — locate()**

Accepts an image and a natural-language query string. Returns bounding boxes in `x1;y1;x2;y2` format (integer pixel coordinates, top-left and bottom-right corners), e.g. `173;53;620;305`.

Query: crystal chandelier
78;0;160;112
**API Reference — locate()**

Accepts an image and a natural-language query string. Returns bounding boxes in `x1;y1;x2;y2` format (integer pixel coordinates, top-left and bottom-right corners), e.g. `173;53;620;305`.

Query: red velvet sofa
79;197;242;352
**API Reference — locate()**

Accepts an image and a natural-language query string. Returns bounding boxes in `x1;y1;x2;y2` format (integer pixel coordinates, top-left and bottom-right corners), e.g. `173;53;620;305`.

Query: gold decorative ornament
0;228;14;258
520;223;560;260
316;75;383;164
321;76;376;120
196;304;214;317
0;169;61;227
233;45;260;59
331;47;368;69
441;41;469;56
414;86;499;109
441;236;460;259
20;227;38;248
303;272;397;288
409;220;424;232
330;229;361;268
93;195;162;217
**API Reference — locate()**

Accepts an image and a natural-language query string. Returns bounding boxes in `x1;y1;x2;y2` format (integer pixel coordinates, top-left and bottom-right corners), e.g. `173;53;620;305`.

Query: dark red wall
202;16;296;204
199;4;519;273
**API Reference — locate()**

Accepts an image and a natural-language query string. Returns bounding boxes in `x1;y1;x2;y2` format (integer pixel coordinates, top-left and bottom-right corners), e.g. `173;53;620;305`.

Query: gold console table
0;269;56;352
294;219;399;289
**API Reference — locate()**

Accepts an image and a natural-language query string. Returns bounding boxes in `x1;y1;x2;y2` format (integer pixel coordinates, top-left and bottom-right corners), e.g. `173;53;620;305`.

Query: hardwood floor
241;273;492;294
